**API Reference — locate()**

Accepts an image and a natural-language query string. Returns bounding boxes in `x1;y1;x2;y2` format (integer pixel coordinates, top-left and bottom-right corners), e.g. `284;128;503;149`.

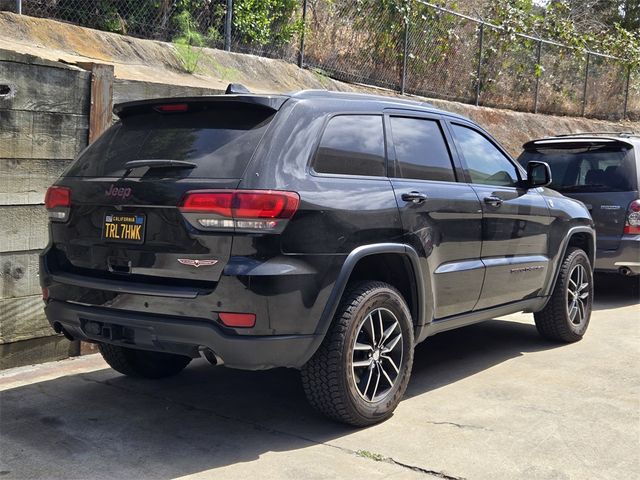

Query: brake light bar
180;190;299;233
45;186;71;222
154;103;189;113
624;199;640;235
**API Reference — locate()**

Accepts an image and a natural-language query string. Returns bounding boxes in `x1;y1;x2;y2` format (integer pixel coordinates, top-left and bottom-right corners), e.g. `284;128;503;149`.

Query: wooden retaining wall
0;49;220;369
0;49;90;368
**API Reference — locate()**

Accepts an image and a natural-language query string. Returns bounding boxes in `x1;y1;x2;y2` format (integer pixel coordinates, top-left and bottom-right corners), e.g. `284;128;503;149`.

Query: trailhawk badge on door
177;258;219;267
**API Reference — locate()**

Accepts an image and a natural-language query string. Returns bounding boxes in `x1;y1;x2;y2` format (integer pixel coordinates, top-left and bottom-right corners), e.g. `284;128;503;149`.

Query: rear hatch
45;97;283;287
519;138;638;251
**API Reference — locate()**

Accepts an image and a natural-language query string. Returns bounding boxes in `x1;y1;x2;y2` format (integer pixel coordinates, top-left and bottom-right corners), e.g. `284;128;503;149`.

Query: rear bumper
44;300;320;370
595;235;640;275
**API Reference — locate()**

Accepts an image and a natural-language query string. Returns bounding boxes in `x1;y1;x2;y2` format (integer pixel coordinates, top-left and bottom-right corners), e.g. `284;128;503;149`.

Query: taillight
44;186;71;222
624;199;640;235
180;190;300;233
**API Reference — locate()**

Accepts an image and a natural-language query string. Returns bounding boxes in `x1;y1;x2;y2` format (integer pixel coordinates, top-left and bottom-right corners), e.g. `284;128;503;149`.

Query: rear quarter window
63;105;274;179
313;115;386;177
518;145;637;192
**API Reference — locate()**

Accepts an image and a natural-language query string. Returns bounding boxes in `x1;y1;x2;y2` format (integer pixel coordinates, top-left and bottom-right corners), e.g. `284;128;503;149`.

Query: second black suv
41;90;595;426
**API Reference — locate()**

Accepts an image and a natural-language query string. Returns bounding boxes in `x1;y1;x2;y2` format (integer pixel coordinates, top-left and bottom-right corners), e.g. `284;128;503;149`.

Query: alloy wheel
351;307;403;402
567;264;589;326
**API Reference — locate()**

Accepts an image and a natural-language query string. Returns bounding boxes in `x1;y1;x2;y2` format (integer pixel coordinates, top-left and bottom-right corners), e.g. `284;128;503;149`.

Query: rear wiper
122;159;197;177
124;159;197;170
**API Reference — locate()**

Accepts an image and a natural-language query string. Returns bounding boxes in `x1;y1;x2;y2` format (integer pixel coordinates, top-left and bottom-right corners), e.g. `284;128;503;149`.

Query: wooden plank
0;205;48;253
0;294;51;345
0;58;91;115
0;250;41;300
88;63;114;142
0;334;72;369
0;109;88;159
0;158;69;205
0;47;89;72
113;79;222;105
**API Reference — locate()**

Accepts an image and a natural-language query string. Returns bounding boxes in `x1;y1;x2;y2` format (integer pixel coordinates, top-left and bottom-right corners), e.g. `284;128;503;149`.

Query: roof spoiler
523;137;635;151
114;86;286;118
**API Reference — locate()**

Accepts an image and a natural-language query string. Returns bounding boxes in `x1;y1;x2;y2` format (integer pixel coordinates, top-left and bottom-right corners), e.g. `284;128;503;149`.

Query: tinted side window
390;117;455;182
451;124;519;187
314;115;385;177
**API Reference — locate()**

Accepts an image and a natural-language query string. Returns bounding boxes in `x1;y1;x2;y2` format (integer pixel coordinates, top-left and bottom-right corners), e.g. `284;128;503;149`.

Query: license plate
102;213;146;244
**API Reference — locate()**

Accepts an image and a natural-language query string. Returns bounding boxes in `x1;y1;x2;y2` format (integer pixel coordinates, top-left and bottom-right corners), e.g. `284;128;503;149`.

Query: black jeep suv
41;89;595;426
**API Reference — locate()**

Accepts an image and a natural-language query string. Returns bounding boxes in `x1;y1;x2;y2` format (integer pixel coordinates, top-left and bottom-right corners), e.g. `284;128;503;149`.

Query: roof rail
554;131;638;138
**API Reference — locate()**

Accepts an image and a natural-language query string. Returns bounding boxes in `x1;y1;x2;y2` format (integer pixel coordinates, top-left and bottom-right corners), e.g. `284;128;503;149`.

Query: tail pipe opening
53;322;75;341
619;267;633;277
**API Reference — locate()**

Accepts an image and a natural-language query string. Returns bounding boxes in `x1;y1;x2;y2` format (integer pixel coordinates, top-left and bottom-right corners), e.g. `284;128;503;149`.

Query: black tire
301;281;414;427
534;247;593;342
98;343;192;379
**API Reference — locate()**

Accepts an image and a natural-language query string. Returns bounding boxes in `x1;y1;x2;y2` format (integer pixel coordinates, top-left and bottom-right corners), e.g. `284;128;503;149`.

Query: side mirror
526;161;552;188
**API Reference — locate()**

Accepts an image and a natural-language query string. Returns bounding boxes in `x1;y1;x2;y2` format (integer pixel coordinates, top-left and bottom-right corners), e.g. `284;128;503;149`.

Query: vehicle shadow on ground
593;273;640;311
0;321;560;479
1;289;635;479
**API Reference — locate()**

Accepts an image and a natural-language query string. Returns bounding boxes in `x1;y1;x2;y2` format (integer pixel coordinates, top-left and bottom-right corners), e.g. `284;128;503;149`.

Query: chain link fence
7;0;638;120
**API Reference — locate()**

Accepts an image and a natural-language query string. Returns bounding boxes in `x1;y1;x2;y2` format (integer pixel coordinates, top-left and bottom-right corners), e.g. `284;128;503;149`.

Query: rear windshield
64;105;275;178
518;145;636;192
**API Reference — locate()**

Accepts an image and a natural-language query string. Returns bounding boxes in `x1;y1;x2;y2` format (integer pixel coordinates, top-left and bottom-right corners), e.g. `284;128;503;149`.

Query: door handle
401;191;427;204
484;195;503;207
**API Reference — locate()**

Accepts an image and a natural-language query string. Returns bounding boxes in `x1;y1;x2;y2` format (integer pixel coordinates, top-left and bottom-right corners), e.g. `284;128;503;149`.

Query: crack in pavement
79;374;465;479
426;420;490;431
390;458;466;480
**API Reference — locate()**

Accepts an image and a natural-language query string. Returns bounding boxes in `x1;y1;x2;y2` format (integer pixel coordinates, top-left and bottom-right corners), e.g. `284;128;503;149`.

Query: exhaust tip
53;322;75;341
619;267;633;276
201;348;224;366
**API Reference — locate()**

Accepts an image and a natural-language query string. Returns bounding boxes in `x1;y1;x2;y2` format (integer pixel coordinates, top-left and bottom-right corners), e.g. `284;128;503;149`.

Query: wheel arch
542;226;596;300
314;244;430;339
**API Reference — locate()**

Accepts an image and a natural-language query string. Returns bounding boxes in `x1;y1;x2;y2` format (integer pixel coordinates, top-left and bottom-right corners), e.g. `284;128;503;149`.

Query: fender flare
541;226;596;300
302;243;428;364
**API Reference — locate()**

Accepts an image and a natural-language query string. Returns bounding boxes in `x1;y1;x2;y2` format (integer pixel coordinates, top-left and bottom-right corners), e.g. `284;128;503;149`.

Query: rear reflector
624;200;640;234
154;103;189;113
42;287;49;302
218;312;256;328
45;186;71;210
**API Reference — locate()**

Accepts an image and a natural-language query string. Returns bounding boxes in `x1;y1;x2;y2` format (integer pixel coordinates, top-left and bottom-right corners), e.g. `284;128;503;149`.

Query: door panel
386;113;483;319
472;185;552;308
392;180;483;318
447;121;552;309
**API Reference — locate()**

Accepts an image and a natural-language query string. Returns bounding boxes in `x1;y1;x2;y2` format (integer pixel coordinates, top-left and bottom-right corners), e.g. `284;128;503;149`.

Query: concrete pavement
1;275;638;479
